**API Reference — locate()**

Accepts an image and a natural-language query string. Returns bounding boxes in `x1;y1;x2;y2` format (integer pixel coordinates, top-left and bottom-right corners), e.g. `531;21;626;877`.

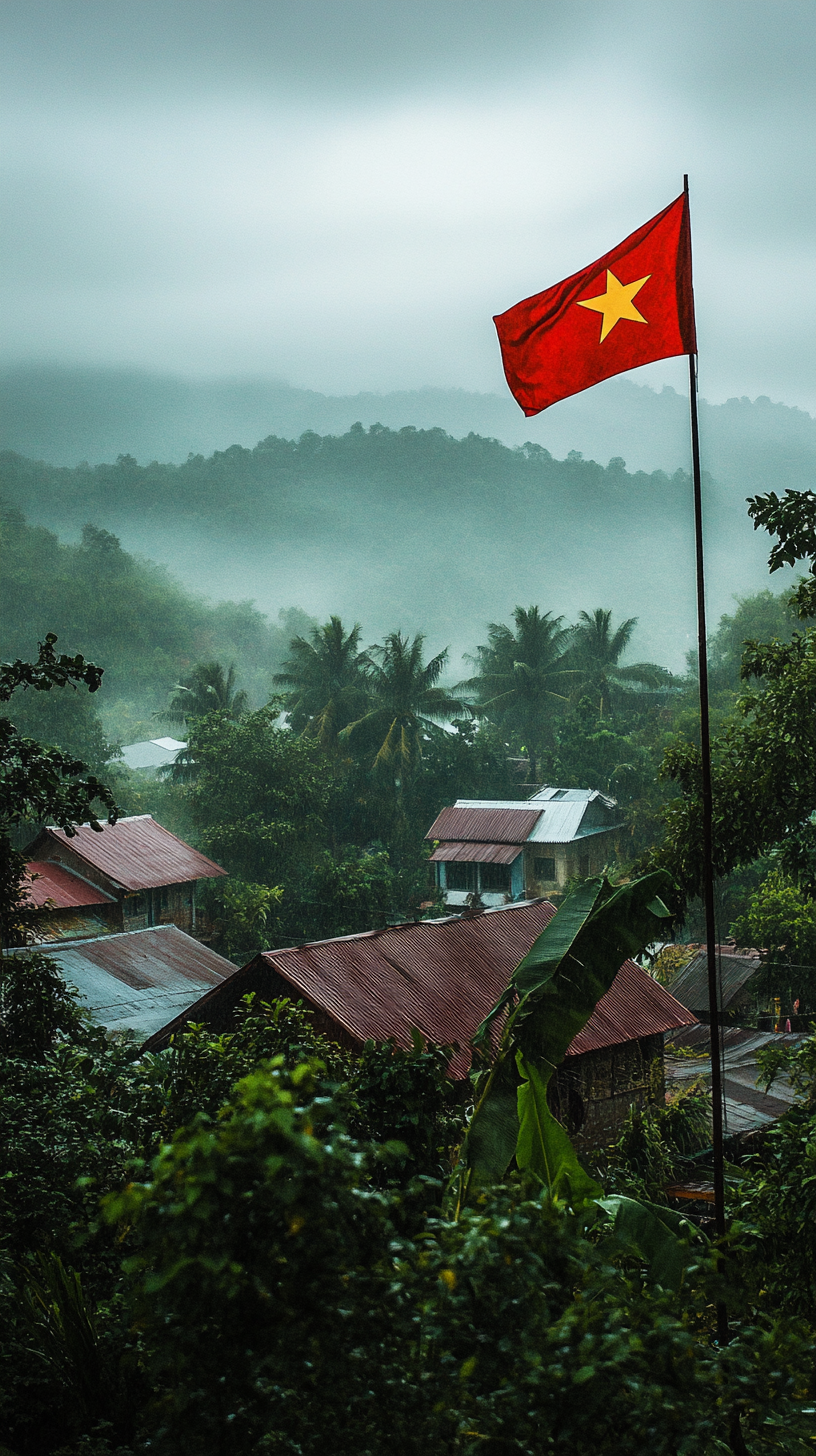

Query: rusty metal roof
179;900;693;1078
453;798;624;844
426;805;541;844
669;948;761;1014
428;841;522;865
35;815;227;892
566;959;697;1056
24;861;115;908
17;924;237;1039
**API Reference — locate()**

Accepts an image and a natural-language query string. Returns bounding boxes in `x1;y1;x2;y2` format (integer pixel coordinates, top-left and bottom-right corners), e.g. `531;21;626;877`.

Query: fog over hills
2;375;812;678
1;365;813;496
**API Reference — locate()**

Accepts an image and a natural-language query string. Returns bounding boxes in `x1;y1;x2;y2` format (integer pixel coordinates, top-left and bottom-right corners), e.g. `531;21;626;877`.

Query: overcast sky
1;0;814;409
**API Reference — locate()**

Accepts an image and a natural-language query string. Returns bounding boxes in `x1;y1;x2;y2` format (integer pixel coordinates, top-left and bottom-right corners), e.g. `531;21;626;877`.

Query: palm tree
340;631;466;780
459;606;576;782
570;609;674;718
273;616;369;747
164;661;248;726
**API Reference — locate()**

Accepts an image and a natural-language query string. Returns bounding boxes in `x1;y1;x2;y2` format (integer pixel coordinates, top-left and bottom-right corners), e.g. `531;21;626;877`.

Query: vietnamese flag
494;192;696;416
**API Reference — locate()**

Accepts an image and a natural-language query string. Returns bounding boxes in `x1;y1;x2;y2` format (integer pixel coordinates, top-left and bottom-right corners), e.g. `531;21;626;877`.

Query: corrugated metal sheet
527;802;624;844
18;924;237;1039
38;815;227;892
234;901;693;1077
428;842;522;865
566;960;697;1055
529;787;617;806
442;798;624;845
119;737;186;771
666;1024;808;1136
669;949;761;1014
426;806;541;844
24;861;115;908
34;912;114;942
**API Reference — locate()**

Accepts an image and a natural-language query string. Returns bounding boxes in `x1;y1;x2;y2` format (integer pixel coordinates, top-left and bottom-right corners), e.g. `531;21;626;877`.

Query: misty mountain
1;364;813;493
0;423;800;676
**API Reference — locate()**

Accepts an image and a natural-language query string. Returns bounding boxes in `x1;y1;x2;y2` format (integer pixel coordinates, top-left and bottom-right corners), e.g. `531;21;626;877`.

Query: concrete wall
524;828;620;896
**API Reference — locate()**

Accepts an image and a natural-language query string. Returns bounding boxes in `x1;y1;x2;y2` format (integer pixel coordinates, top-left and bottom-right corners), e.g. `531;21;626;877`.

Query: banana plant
452;873;673;1216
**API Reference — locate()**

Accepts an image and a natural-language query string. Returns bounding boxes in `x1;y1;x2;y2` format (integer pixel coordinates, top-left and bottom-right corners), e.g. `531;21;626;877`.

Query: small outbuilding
24;814;227;938
118;736;187;774
146;899;695;1147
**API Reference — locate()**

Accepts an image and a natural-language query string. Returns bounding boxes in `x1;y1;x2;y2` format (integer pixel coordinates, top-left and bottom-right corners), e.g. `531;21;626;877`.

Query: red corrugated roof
24;861;115;909
428;841;522;865
255;900;694;1077
37;815;227;892
425;805;541;845
41;923;236;991
566;959;696;1055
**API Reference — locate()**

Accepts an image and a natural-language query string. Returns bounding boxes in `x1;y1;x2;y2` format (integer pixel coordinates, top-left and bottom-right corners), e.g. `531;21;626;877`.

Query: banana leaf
515;1052;602;1204
597;1194;708;1290
456;872;673;1206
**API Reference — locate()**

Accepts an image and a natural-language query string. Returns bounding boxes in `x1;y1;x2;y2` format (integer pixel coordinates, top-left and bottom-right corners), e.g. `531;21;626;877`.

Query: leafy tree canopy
274;615;368;744
1;635;119;949
342;631;465;781
460;606;576;782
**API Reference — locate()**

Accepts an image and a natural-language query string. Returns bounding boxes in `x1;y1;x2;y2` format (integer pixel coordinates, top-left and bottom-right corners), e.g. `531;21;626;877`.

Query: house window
445;861;478;892
481;862;511;893
579;855;590;879
533;856;556;882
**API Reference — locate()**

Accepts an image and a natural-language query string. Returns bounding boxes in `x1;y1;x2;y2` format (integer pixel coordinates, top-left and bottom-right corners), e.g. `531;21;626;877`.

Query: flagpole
684;175;728;1344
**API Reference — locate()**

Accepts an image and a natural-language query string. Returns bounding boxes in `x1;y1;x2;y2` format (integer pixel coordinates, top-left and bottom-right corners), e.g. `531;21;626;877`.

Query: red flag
494;193;696;416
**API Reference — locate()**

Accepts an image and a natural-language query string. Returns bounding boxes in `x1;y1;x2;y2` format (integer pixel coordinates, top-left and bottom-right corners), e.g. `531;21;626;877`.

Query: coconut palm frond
161;660;248;726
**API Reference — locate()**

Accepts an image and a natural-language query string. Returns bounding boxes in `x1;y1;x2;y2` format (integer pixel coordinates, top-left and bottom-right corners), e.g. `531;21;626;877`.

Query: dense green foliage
0;635;119;950
458;874;672;1208
103;1059;813;1456
0;428;693;537
460;606;576;782
652;486;816;973
2;933;815;1456
3;626;816;1452
0;498;312;743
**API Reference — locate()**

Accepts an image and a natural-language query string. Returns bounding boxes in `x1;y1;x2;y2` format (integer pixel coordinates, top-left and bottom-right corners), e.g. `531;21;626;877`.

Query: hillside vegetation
3;420;789;675
0;498;311;746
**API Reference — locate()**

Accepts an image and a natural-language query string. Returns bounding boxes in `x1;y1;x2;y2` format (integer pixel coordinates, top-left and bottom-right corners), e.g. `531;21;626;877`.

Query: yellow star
576;269;651;343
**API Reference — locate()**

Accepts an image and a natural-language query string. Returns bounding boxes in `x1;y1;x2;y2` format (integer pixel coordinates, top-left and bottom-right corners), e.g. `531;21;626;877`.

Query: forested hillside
1;365;813;491
0;423;795;673
0;498;311;746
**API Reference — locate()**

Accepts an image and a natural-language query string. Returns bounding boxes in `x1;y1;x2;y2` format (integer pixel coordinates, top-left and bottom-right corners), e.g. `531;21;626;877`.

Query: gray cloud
1;0;813;406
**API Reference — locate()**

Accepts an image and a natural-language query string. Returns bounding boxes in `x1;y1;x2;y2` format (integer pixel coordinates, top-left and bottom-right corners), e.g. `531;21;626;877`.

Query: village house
146;899;695;1149
426;787;625;908
18;923;237;1042
24;813;227;940
118;736;187;774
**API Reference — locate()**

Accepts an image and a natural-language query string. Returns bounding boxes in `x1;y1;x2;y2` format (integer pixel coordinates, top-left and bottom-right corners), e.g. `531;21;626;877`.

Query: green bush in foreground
104;1060;814;1456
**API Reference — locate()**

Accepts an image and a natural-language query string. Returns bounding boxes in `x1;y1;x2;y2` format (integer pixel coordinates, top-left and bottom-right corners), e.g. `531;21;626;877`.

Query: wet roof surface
429;798;624;846
19;924;237;1039
36;815;227;892
426;806;542;844
669;949;761;1013
666;1023;808;1136
255;901;694;1076
24;861;115;908
428;841;522;865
